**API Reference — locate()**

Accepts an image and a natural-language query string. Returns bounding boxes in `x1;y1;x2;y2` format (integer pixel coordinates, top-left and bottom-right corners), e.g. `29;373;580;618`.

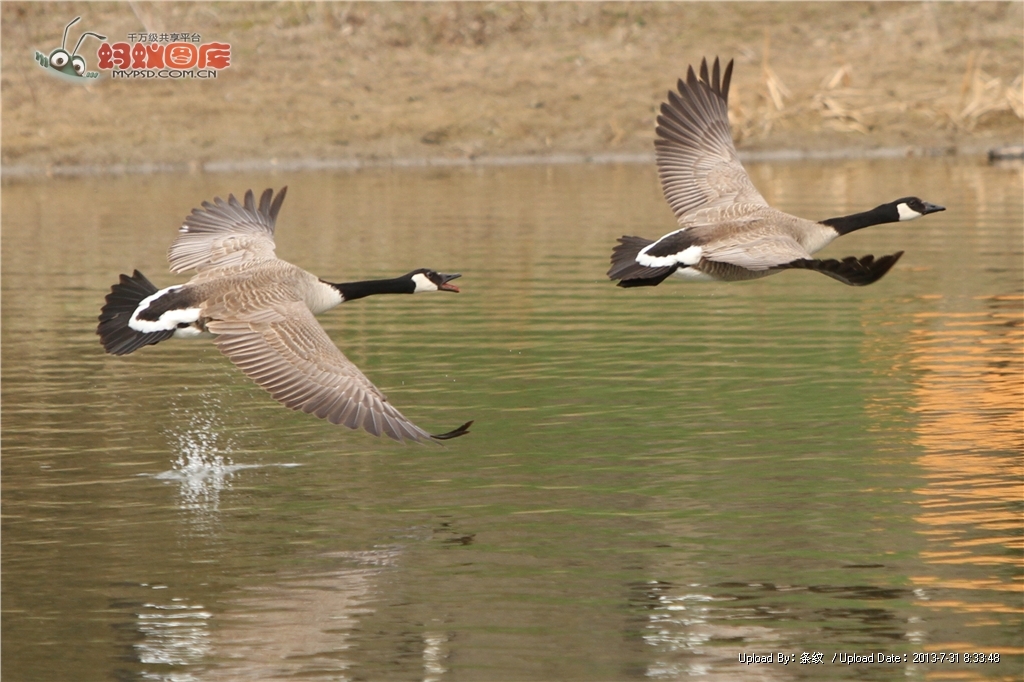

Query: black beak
438;272;461;292
922;202;946;215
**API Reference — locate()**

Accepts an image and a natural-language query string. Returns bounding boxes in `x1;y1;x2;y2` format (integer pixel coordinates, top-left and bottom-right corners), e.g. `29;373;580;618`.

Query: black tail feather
616;269;677;287
774;252;904;286
97;270;174;355
608;235;676;287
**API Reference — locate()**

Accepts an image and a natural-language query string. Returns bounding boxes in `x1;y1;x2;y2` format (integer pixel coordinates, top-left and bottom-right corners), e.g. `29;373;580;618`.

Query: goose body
98;187;470;442
608;57;945;288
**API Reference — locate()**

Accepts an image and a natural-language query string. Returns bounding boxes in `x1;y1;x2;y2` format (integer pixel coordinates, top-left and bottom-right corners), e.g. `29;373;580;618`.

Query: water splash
146;396;300;533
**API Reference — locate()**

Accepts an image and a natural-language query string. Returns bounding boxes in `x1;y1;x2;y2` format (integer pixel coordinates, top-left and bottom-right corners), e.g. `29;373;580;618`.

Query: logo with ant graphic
34;16;105;82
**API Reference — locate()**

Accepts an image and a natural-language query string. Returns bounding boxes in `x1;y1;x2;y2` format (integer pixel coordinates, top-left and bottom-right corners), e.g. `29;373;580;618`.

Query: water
2;158;1021;681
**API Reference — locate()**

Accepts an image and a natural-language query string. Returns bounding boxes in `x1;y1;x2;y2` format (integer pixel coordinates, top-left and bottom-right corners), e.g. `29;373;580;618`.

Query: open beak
438;272;461;293
922;202;946;215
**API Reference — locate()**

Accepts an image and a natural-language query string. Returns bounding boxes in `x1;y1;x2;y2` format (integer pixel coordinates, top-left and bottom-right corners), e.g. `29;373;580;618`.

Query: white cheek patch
897;203;924;221
411;273;438;293
637;243;703;267
129;286;201;333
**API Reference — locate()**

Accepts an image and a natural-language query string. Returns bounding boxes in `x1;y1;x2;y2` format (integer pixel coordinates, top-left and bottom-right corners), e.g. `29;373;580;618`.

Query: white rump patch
172;326;213;340
129;286;201;333
637;243;703;267
411;273;438;293
677;245;704;265
896;202;924;221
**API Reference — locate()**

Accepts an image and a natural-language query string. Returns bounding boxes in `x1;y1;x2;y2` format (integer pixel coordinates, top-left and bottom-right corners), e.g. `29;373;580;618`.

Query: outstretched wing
655;57;768;225
168;187;287;274
772;252;904;286
207;300;437;442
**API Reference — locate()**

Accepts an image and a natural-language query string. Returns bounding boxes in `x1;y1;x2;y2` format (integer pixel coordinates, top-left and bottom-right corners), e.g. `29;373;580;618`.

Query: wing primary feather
653;56;768;224
168;187;285;272
268;187;288;224
256;188;272;216
349;403;369;433
720;59;734;101
367;409;384;439
381;416;403;442
773;252;904;286
431;420;473;441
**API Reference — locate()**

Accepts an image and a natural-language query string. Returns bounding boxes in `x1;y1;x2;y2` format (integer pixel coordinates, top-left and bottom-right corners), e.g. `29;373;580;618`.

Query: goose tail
97;270;175;355
608;236;676;287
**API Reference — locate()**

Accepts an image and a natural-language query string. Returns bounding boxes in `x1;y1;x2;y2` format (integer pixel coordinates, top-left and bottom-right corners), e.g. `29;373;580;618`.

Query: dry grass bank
3;1;1022;172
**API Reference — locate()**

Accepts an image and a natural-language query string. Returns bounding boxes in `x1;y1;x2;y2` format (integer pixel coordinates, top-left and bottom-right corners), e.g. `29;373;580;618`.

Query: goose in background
98;187;471;442
608;57;945;288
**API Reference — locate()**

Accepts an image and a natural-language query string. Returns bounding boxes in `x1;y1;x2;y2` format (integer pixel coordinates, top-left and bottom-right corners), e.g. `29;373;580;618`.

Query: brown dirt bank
3;2;1022;175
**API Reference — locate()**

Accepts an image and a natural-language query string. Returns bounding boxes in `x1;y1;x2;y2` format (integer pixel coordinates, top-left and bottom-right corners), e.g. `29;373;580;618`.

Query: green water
3;158;1021;680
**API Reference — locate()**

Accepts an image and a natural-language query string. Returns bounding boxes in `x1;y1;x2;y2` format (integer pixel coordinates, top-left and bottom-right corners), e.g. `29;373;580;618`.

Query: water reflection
422;630;450;682
634;580;784;680
109;584;213;682
2;158;1021;680
906;294;1023;635
107;549;403;681
136;599;213;678
910;296;1022;455
632;578;928;679
207;549;398;680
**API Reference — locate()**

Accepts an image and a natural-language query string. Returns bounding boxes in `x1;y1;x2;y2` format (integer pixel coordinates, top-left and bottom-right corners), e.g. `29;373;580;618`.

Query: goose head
822;197;945;235
892;197;945;221
409;269;461;293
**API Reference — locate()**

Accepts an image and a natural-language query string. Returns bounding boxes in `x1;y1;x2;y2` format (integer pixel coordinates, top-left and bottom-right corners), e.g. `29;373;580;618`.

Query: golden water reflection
906;294;1023;641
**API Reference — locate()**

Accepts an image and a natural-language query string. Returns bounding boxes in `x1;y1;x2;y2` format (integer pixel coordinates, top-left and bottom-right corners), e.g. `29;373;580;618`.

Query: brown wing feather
701;231;814;271
655;58;768;225
168;188;287;274
207;302;433;442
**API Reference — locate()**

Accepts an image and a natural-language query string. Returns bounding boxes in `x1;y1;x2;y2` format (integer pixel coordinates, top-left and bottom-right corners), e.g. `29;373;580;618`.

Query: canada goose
608;57;945;288
98;187;471;442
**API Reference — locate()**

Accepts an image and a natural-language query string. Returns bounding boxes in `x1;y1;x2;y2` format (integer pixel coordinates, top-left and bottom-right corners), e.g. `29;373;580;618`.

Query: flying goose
608;57;945;288
98;187;471;442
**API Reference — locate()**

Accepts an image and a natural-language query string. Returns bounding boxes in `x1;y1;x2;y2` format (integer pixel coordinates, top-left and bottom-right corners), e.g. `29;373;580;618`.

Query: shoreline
4;142;1020;181
5;4;1021;182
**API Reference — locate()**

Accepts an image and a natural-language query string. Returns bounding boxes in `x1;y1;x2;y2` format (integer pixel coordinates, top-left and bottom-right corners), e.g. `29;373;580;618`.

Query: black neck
328;276;412;302
820;204;897;236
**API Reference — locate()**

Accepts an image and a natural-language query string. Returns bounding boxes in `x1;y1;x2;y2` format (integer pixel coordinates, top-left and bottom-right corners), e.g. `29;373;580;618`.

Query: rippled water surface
3;158;1021;681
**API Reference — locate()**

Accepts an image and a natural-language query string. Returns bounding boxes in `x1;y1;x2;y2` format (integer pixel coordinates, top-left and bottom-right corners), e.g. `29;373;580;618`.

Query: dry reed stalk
940;50;1024;131
1006;75;1024;119
728;39;1019;143
811;94;869;134
822;64;852;91
761;28;791;112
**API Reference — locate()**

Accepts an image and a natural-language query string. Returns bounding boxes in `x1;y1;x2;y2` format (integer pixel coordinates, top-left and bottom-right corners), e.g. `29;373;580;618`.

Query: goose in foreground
608;57;945;288
98;187;471;442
